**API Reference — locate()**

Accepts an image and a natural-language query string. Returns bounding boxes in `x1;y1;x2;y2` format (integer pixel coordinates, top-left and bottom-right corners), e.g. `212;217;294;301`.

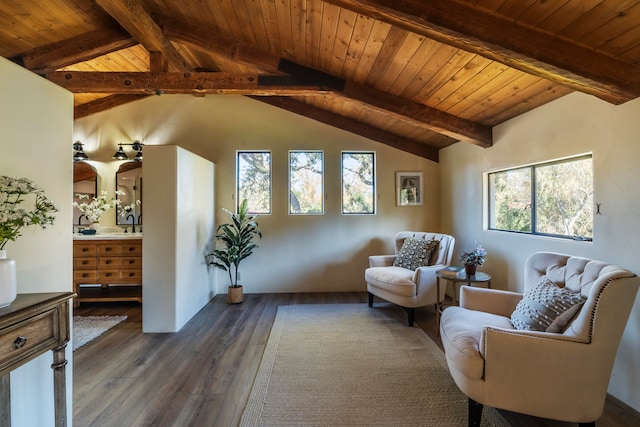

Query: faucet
126;214;136;233
78;214;88;226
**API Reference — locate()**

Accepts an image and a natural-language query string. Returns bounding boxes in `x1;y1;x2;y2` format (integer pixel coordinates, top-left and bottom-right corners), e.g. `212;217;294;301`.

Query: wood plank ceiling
1;0;639;162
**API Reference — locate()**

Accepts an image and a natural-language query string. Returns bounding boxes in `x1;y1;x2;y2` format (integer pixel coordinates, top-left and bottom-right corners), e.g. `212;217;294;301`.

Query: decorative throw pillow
511;277;587;332
393;238;440;271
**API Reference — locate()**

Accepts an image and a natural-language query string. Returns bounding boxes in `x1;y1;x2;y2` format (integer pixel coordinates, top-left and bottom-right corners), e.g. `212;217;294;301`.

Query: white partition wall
142;145;215;332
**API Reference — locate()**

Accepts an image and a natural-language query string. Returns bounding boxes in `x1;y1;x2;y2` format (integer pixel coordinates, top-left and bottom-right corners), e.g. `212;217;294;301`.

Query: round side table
436;271;491;305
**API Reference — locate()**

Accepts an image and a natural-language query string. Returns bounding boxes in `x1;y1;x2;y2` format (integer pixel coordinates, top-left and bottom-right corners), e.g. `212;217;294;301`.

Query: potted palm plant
208;199;261;303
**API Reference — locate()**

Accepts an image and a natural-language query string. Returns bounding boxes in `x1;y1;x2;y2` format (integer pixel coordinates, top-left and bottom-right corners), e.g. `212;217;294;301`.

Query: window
237;151;271;214
342;151;375;214
289;151;324;214
488;155;593;240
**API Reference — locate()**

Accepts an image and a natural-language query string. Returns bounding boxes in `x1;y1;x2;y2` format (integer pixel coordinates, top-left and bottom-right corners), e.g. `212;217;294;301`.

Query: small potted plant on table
459;244;487;276
208;199;261;303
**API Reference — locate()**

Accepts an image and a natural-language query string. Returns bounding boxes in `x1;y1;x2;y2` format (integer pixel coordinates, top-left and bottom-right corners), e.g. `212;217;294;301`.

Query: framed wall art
396;172;423;206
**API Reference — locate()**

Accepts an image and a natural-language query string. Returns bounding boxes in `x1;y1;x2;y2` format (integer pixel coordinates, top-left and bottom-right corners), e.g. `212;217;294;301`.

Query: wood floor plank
73;294;640;427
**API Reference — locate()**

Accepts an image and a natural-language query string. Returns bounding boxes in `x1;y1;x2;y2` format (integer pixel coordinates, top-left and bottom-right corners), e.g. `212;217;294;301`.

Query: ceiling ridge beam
252;96;440;162
95;0;190;73
323;0;639;104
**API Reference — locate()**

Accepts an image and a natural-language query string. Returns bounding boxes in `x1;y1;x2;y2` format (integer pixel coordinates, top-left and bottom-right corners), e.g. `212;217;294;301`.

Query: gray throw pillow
393;237;439;271
511;277;587;332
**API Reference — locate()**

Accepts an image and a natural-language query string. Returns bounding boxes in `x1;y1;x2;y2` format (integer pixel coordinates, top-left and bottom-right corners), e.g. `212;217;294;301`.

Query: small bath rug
73;315;127;351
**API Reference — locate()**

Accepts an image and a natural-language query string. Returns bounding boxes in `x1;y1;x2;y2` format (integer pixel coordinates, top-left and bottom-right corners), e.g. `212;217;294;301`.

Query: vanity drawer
74;257;97;269
120;269;142;281
122;243;142;256
98;270;121;281
98;257;122;268
0;309;56;368
121;256;141;268
97;244;123;256
74;270;98;282
74;244;97;256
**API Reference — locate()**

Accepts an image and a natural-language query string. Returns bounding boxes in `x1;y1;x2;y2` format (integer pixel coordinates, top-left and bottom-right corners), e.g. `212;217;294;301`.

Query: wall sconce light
113;141;143;161
73;141;89;161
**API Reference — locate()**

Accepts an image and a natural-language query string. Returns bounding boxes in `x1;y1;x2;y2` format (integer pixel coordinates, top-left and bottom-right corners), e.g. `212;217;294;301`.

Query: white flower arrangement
74;190;123;223
118;199;141;219
0;176;58;250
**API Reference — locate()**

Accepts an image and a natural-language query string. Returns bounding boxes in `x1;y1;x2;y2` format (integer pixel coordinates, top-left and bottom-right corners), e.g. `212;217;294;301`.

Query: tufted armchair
440;252;640;427
365;231;455;326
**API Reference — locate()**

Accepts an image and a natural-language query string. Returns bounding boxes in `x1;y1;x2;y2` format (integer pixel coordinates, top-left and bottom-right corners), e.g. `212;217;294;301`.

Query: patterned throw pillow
393;237;440;271
511;277;587;332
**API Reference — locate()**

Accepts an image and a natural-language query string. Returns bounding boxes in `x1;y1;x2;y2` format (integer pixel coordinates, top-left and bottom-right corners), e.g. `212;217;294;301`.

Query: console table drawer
0;310;56;369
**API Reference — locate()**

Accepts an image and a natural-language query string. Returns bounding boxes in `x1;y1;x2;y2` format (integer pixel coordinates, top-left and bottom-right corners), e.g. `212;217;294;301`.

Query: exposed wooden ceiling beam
74;94;150;119
44;71;334;95
324;0;640;104
94;0;190;72
10;27;135;73
340;82;491;147
162;19;281;72
253;97;440;162
165;19;491;147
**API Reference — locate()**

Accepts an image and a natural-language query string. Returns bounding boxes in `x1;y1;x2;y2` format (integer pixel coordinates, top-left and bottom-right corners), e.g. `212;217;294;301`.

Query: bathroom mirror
116;161;142;226
73;162;97;226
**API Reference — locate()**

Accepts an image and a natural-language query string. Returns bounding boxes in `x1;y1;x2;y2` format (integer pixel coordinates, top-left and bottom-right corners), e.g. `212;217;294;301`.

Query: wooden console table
0;292;76;427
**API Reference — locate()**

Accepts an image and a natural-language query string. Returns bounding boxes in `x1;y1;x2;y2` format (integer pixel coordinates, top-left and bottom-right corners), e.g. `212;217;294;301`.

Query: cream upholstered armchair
440;252;640;427
365;231;455;326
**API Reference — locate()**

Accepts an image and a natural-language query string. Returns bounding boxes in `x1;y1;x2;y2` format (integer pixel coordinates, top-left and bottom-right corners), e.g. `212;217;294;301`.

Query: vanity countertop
73;233;142;240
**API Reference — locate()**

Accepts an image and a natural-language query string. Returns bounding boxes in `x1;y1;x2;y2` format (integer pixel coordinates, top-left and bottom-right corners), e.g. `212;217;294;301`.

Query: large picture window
488;155;593;240
237;151;271;214
341;151;375;215
289;151;324;214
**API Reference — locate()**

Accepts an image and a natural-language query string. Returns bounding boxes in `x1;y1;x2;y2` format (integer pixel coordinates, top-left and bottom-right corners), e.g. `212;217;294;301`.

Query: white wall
0;58;74;426
142;145;215;332
74;95;440;294
441;92;640;411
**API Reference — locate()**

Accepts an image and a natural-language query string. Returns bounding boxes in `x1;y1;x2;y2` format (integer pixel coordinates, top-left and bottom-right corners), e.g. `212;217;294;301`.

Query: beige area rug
241;303;510;427
72;315;127;351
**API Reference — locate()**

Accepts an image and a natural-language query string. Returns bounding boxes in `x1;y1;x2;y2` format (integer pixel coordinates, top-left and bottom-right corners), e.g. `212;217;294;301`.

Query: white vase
0;249;17;308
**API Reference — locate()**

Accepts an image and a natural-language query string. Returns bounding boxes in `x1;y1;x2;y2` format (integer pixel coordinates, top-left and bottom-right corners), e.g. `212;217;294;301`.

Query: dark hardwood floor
73;293;640;426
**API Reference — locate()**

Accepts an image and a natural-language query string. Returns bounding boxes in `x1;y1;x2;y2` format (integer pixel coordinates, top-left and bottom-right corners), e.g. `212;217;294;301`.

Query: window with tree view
237;151;271;214
289;151;324;214
342;151;375;215
488;155;593;240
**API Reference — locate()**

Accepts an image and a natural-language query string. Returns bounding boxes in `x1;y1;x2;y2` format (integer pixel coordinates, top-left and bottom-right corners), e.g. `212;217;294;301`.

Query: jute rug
72;315;127;351
241;303;510;427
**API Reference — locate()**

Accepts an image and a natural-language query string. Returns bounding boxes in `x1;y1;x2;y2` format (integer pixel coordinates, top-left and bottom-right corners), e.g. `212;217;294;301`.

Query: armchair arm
369;255;396;268
413;264;445;296
459;286;522;317
480;327;603;420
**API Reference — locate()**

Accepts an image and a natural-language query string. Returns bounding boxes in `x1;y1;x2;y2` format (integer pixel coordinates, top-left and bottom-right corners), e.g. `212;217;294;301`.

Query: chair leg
468;398;483;427
407;307;415;326
368;292;374;307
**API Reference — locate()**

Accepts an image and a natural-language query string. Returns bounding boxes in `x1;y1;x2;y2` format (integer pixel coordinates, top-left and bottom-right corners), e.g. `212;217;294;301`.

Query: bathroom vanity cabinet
73;236;142;303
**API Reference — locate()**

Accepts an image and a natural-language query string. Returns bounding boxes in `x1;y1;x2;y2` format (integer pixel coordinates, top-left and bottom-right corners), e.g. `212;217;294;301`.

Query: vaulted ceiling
2;0;639;162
